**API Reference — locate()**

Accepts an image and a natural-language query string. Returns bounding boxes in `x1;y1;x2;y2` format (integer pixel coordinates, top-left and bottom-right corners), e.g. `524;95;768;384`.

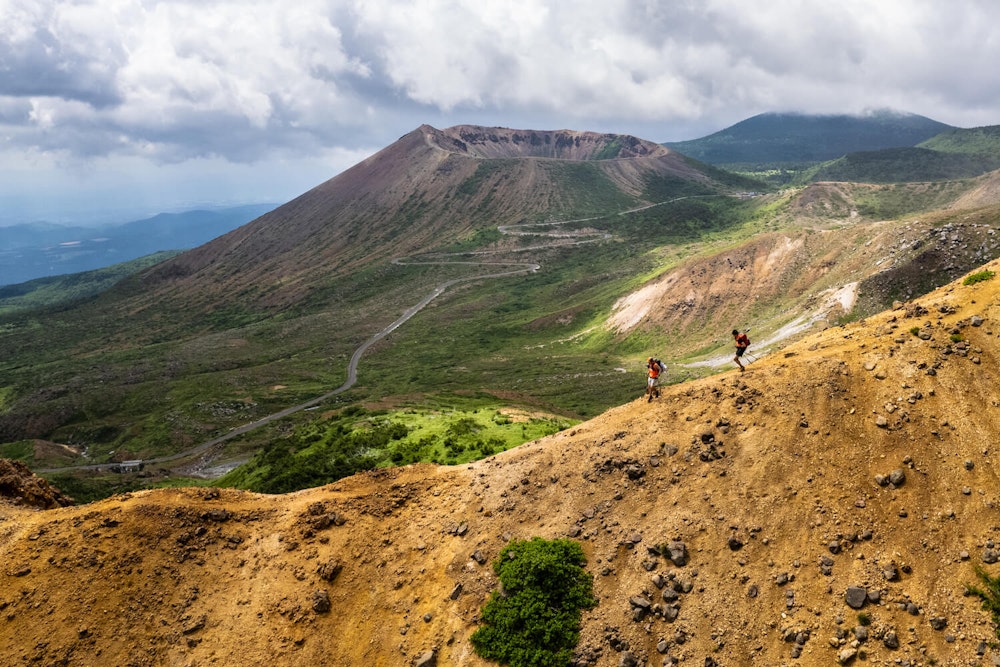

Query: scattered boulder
317;559;343;582
312;589;331;613
838;647;858;664
618;651;639;667
414;650;436;667
663;541;688;567
845;587;868;609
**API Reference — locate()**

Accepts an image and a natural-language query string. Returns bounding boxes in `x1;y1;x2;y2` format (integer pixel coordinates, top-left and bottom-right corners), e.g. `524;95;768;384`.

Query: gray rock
618;651;639;667
930;616;947;630
838;647;858;664
889;469;906;486
414;650;436;667
867;589;882;605
853;626;868;642
882;563;899;581
883;630;899;649
972;315;984;327
845;586;867;609
629;595;651;609
965;459;976;471
665;541;688;566
984;549;1000;564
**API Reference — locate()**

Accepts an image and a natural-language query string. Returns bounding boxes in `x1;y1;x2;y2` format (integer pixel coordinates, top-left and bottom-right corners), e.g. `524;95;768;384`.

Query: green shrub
910;326;921;336
471;537;596;667
963;269;996;286
966;565;1000;640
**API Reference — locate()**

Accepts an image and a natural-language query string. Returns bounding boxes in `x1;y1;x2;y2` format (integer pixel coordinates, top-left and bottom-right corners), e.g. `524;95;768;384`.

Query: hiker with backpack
732;329;750;372
646;357;666;401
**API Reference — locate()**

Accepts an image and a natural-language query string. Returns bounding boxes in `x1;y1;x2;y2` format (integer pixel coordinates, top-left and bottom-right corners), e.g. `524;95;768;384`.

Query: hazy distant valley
0;204;276;288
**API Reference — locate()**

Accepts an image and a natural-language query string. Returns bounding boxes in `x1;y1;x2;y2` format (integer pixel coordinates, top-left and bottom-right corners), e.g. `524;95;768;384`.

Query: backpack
736;333;750;347
656;359;666;373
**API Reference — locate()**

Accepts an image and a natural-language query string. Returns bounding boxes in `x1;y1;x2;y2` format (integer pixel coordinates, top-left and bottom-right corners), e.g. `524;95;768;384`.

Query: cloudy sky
3;0;1000;226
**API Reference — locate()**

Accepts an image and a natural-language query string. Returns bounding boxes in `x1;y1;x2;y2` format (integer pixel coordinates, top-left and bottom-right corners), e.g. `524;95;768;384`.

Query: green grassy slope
0;251;180;316
802;147;1000;184
918;125;1000;155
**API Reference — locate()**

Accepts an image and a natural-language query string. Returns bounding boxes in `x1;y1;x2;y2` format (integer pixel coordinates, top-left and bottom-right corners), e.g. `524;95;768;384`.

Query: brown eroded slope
609;184;1000;362
3;260;1000;666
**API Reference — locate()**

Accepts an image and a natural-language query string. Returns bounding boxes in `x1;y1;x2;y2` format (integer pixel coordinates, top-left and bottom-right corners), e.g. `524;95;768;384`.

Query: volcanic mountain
129;125;718;313
2;255;1000;666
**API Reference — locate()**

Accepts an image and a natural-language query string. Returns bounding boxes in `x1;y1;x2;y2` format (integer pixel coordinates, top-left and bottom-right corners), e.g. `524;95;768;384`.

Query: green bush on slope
471;537;596;667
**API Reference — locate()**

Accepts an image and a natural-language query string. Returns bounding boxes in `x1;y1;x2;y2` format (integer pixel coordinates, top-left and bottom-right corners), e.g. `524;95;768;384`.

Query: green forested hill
664;110;953;165
918;125;1000;155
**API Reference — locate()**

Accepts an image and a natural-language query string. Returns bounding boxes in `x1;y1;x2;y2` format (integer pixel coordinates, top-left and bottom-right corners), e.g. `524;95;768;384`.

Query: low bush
471;537;596;667
966;566;1000;640
963;269;995;286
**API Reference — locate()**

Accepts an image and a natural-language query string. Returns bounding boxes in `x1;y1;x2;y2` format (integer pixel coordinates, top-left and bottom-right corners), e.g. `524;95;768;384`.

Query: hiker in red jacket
646;357;665;401
732;329;750;372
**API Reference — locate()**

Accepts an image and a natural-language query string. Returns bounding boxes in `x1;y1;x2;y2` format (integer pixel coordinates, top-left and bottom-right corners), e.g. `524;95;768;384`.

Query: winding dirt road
39;195;723;475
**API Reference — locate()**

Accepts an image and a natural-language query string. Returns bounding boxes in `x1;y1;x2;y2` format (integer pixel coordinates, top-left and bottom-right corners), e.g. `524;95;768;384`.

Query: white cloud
2;0;1000;221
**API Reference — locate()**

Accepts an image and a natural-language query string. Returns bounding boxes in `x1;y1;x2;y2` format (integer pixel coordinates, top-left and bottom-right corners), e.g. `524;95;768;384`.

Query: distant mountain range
664;109;955;165
0;204;276;286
